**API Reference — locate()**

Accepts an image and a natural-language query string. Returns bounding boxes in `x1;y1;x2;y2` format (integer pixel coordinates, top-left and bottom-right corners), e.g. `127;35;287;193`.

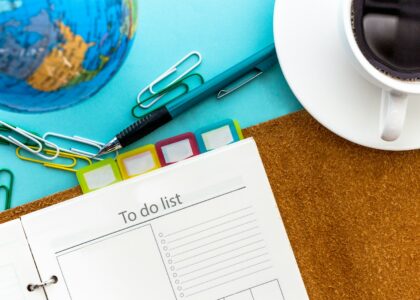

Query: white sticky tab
162;139;193;163
123;151;155;176
84;165;116;190
202;125;234;150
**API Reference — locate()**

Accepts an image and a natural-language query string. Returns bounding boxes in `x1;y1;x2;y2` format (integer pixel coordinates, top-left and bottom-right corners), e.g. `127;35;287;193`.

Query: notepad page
0;220;46;300
21;138;308;300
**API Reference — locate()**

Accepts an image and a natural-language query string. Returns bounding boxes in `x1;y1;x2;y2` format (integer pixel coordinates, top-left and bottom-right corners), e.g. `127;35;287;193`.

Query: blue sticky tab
195;119;240;152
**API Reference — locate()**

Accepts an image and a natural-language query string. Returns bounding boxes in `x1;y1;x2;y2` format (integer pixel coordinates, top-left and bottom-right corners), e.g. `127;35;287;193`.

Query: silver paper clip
148;51;202;94
0;121;60;161
136;51;202;109
43;132;105;161
136;85;167;109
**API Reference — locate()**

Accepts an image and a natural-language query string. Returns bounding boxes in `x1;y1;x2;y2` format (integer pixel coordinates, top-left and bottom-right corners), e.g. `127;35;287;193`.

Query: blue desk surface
0;0;301;209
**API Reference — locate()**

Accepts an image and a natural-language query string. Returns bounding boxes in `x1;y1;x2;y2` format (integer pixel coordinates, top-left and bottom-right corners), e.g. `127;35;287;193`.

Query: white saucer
273;0;420;151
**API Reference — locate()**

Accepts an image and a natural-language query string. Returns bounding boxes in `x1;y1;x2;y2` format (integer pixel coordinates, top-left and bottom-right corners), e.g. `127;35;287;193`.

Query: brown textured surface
0;110;419;299
0;186;82;224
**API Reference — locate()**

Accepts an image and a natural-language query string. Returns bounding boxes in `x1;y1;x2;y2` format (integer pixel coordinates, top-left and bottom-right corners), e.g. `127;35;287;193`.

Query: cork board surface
0;110;419;299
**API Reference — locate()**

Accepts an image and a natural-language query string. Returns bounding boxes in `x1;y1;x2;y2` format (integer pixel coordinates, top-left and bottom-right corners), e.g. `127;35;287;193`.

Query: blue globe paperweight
0;0;137;112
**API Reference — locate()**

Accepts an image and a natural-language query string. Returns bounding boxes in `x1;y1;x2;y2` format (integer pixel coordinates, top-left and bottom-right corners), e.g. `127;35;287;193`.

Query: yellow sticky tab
116;145;161;179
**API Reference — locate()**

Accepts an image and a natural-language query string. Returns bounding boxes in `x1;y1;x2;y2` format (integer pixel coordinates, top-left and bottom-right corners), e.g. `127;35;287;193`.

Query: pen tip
97;138;122;157
94;150;105;158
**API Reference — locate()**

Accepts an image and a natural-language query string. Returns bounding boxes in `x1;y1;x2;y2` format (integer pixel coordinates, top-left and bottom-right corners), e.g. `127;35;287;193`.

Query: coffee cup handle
380;90;408;142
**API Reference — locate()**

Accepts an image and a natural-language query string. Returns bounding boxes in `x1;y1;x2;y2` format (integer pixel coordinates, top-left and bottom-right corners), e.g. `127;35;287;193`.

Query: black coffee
352;0;420;80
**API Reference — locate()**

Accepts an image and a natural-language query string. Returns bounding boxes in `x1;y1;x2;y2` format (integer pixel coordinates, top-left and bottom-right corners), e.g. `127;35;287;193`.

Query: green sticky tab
76;159;122;194
233;120;244;140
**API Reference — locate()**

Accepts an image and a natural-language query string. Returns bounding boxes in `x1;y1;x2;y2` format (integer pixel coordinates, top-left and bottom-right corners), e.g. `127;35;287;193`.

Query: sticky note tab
233;120;244;140
196;119;242;152
156;133;200;166
76;159;122;194
116;145;161;179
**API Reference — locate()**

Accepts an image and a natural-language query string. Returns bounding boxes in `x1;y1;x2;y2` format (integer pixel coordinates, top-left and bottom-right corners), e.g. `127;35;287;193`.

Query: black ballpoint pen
97;44;277;156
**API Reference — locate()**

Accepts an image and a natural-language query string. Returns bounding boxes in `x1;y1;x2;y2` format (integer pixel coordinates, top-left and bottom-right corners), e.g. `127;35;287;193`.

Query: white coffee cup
341;0;420;142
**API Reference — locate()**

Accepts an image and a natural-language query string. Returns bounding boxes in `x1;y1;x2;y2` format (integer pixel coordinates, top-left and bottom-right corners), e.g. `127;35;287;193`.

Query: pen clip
217;51;278;99
217;69;263;99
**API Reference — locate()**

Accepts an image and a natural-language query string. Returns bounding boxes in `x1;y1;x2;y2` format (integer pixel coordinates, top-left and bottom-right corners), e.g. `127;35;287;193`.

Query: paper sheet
0;220;45;300
21;139;308;300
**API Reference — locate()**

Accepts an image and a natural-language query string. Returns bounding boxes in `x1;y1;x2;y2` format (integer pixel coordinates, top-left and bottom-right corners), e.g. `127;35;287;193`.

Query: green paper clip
0;185;11;211
132;82;190;118
132;73;205;119
0;125;10;145
0;169;14;210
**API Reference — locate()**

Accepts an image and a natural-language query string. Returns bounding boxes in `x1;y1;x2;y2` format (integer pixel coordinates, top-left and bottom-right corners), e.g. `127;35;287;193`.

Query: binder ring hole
27;275;58;292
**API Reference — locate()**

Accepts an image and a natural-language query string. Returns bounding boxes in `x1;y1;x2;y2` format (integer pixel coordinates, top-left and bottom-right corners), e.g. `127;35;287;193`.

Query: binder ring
27;275;58;292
